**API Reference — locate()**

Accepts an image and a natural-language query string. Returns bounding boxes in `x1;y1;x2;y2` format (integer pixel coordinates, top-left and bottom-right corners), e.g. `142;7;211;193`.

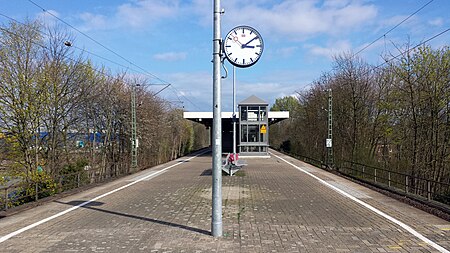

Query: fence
283;152;326;170
339;161;450;205
0;168;112;211
274;148;450;208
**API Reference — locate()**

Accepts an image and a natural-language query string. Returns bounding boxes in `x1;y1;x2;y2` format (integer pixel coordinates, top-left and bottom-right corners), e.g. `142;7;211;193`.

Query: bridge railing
273;148;450;210
0;169;104;211
281;152;326;169
339;161;450;206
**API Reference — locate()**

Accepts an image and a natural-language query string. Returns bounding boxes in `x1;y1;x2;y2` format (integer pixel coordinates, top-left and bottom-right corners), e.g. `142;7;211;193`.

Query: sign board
260;125;267;134
326;138;332;148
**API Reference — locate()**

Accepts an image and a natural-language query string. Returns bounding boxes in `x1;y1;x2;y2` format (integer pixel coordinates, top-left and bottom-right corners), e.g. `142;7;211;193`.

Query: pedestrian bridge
0;149;449;252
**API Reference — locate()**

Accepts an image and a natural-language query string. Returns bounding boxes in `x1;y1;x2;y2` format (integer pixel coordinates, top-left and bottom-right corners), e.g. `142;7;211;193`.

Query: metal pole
92;118;96;165
35;124;39;170
212;0;223;237
5;188;8;210
35;182;38;201
232;66;236;156
388;171;391;187
327;89;333;168
131;84;138;170
406;176;409;193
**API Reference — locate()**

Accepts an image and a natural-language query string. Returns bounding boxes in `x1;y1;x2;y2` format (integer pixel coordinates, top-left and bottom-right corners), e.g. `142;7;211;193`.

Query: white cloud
276;47;298;58
36;10;60;27
157;68;314;111
153;52;187;61
79;13;109;30
78;0;180;31
305;40;352;59
164;71;212;111
117;0;179;28
189;0;211;26
77;0;377;39
323;0;352;8
220;0;378;40
374;14;420;35
234;81;300;108
428;18;444;27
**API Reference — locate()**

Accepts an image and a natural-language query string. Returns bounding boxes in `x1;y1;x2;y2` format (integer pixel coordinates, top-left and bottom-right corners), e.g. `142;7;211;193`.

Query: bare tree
0;20;44;177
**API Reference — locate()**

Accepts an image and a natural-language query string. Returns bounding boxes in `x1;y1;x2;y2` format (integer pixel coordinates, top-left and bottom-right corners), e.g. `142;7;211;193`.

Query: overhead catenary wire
0;28;115;85
26;0;170;86
0;27;184;112
0;13;176;100
360;27;450;78
0;24;164;97
313;0;444;89
0;13;147;82
25;0;200;110
298;26;450;95
167;85;202;111
0;12;187;107
375;27;450;69
354;0;434;56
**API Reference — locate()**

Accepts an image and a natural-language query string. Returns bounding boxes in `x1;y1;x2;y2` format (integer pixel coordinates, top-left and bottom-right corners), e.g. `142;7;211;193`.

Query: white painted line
0;150;209;243
271;152;450;253
327;181;371;199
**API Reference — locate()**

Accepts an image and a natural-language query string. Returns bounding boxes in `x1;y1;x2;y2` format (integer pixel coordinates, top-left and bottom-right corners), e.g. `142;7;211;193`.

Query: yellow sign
260;125;267;134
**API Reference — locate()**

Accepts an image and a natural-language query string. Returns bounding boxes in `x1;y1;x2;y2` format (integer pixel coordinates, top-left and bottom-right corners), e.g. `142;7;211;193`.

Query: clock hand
242;36;258;48
230;34;242;46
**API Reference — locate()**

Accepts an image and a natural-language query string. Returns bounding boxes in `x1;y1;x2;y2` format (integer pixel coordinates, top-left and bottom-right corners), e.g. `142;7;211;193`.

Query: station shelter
183;95;289;157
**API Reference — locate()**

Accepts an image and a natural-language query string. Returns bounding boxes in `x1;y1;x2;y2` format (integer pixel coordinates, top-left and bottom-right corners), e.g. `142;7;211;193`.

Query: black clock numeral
225;45;231;47
256;44;261;47
255;52;260;56
243;59;245;64
228;52;233;56
250;58;254;62
234;58;238;63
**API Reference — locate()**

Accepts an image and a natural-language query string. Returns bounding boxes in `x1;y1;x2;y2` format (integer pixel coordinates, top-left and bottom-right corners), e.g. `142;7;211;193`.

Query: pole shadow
55;200;211;236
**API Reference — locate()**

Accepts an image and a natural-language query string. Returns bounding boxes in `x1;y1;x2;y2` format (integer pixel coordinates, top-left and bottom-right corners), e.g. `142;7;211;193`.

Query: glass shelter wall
239;105;269;155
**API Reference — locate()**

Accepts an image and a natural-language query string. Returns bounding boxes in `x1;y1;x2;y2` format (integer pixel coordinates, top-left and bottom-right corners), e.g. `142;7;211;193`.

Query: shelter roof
239;95;268;105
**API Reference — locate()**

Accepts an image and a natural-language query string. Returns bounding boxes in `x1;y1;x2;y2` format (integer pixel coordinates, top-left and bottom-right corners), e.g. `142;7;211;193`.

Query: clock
223;25;264;68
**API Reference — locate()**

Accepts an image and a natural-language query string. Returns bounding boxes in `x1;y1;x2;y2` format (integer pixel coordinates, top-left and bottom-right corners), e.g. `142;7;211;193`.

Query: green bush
58;159;89;191
28;170;58;199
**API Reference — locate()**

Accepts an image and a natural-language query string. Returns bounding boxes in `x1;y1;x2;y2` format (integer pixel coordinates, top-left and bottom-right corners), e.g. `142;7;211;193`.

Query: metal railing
339;161;450;205
273;148;450;208
287;152;325;169
0;169;107;211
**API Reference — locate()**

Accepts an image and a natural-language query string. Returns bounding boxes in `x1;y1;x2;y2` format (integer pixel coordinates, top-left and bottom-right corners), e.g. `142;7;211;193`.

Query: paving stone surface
0;149;449;252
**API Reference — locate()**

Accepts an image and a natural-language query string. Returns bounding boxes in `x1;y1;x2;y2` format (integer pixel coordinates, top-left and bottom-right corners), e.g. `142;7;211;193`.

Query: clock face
223;26;264;68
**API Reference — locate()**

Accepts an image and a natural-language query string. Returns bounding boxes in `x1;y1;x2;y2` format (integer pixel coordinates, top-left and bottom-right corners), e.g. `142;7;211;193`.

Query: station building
183;95;289;157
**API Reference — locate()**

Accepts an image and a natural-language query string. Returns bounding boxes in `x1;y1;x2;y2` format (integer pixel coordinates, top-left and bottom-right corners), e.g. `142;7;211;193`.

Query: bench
222;153;247;176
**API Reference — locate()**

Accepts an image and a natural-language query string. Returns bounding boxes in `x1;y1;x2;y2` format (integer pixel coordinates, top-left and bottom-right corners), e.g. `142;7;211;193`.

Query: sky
0;0;449;111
